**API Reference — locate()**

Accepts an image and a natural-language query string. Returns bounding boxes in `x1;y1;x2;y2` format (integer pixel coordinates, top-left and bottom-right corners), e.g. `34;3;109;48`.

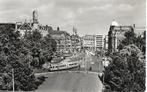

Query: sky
0;0;145;36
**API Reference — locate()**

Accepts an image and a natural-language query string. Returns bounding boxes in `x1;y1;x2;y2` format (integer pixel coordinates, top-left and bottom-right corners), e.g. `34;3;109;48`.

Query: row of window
51;64;66;68
69;63;77;66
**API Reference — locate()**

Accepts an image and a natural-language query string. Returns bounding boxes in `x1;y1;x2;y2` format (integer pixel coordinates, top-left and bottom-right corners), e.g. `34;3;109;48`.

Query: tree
0;25;37;91
43;34;57;52
23;30;42;67
103;44;145;92
118;30;146;54
23;30;56;68
117;30;136;51
135;31;146;54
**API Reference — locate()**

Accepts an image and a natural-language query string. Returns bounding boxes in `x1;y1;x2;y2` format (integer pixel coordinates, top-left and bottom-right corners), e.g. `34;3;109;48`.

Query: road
36;51;104;92
36;72;103;92
77;51;104;73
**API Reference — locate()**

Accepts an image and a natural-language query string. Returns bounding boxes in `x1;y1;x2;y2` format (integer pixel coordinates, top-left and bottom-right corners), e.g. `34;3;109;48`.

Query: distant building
108;20;134;53
49;27;72;54
0;23;16;30
104;35;108;50
82;35;103;51
134;25;146;36
0;10;74;54
95;35;103;50
70;27;82;52
15;10;51;37
82;35;95;51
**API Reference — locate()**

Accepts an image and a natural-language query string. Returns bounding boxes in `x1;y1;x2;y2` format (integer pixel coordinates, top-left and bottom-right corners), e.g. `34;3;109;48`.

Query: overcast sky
0;0;145;36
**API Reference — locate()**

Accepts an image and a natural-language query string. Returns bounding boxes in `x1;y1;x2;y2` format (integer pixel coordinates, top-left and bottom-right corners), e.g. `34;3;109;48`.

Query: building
82;35;103;51
104;35;108;50
134;25;146;36
16;10;51;37
0;10;73;54
82;35;95;51
0;23;16;30
108;20;134;53
70;27;82;52
49;27;72;54
95;35;103;50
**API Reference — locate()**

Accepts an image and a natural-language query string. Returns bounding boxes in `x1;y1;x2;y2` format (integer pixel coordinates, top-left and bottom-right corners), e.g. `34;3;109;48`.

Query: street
0;0;145;91
35;50;104;92
79;51;104;73
36;72;103;92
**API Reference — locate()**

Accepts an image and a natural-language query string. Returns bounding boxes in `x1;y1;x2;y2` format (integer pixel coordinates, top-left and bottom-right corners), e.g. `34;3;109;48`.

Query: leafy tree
135;31;146;54
103;44;145;92
0;25;37;91
23;29;56;68
118;30;146;54
117;30;136;51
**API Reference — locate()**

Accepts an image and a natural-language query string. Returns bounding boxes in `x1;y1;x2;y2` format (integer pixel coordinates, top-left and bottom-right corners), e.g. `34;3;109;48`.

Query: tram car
67;61;79;69
50;63;67;71
49;61;80;71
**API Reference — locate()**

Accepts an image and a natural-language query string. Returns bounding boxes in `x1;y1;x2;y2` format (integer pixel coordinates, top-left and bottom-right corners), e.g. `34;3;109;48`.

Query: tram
49;61;80;71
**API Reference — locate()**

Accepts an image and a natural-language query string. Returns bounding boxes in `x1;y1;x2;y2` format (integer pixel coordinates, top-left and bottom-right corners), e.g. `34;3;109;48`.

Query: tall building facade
95;35;103;49
33;10;39;24
49;27;72;54
104;35;108;50
82;35;103;51
108;20;134;53
70;27;82;52
32;10;39;30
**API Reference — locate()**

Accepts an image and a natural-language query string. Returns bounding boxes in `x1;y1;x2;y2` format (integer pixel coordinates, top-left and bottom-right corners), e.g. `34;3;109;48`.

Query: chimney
57;27;60;31
133;24;136;30
133;24;135;28
15;22;17;31
30;20;32;27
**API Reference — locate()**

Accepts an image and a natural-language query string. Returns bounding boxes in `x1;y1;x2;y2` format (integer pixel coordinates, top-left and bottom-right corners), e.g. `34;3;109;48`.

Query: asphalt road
36;72;103;92
78;53;104;73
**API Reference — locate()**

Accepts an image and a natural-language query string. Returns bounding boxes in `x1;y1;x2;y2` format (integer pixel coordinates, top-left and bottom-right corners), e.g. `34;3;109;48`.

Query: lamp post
84;50;88;73
84;51;86;73
12;68;15;92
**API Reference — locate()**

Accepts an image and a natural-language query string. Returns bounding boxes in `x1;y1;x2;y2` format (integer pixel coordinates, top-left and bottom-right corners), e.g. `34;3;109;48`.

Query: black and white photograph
0;0;145;92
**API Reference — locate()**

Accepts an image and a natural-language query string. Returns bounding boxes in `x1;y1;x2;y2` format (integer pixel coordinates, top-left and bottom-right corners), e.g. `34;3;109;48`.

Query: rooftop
49;30;70;36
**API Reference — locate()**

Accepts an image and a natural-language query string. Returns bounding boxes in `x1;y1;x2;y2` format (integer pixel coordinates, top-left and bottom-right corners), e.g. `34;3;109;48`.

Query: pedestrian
89;66;92;71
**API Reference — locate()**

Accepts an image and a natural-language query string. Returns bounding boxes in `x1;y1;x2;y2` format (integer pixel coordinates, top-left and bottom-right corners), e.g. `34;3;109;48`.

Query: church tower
32;10;39;29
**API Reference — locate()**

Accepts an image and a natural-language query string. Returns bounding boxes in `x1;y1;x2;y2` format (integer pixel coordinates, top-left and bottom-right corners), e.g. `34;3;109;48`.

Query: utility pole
12;68;15;92
84;50;87;73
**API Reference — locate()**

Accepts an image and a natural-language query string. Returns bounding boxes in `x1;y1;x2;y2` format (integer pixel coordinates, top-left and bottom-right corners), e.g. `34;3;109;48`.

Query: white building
104;35;108;50
108;20;135;53
95;35;103;49
16;10;50;37
82;35;103;51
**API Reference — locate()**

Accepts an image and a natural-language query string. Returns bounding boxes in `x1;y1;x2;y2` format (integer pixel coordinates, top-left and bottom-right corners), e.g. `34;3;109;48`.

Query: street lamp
12;68;15;92
84;50;88;73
